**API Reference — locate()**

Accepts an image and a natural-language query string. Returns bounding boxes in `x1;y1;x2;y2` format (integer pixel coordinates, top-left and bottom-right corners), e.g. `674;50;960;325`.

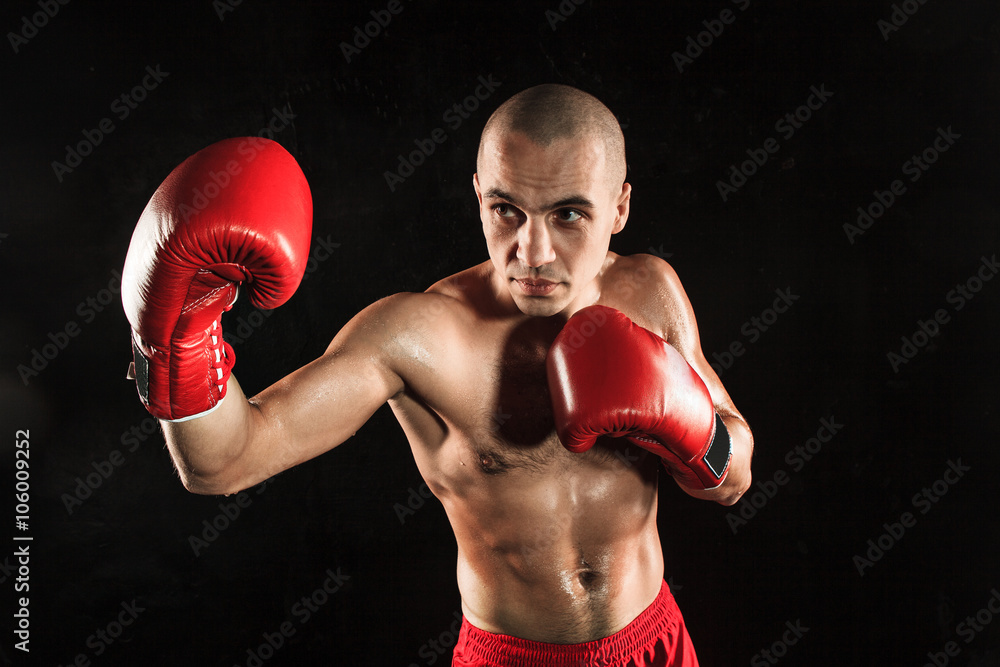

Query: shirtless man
121;84;752;666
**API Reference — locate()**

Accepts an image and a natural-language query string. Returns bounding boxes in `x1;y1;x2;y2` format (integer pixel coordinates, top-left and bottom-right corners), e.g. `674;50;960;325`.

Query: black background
1;0;999;665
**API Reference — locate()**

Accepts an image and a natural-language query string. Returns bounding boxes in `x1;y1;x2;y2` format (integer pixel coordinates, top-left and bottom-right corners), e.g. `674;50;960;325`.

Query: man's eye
556;209;582;223
494;204;516;218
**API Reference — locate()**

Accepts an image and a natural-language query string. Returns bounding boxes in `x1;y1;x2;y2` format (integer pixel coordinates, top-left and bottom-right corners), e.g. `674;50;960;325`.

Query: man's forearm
161;375;258;495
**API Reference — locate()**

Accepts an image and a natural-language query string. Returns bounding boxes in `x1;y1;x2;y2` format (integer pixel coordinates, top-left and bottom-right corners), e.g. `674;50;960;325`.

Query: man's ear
612;182;631;234
473;173;483;208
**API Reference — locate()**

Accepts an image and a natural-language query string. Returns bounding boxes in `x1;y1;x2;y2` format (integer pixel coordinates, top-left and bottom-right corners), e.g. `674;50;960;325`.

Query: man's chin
510;293;570;317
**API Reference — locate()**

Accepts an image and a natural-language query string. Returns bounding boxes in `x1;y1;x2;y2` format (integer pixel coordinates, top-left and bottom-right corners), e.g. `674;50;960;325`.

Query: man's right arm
163;296;408;496
120;138;415;496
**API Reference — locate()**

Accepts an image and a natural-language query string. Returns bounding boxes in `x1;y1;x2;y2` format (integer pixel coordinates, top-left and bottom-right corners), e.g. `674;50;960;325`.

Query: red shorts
451;580;699;667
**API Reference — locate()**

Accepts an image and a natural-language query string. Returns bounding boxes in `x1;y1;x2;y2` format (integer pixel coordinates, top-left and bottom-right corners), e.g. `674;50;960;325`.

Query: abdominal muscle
433;432;666;644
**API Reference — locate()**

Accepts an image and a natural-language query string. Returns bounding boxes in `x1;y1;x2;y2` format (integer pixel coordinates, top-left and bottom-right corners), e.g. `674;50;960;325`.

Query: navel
578;570;600;588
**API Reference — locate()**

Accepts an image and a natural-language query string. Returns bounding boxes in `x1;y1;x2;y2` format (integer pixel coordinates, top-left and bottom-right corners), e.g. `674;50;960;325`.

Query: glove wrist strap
701;412;733;485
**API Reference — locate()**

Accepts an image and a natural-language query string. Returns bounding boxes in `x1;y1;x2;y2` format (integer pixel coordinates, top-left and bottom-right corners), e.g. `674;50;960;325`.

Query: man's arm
546;254;753;506
647;257;754;506
163;295;409;496
119;138;423;496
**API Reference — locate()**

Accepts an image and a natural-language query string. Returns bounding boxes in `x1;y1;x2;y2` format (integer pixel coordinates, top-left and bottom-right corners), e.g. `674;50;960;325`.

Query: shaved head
477;84;626;190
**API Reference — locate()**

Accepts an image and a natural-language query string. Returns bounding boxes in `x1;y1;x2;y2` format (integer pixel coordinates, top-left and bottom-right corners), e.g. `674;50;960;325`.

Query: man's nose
516;217;556;268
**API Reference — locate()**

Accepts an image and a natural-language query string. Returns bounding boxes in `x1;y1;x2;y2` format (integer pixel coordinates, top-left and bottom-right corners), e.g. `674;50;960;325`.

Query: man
121;84;752;666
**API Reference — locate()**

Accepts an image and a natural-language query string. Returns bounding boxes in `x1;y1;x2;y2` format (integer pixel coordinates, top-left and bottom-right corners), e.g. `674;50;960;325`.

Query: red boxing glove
121;137;313;421
546;305;731;489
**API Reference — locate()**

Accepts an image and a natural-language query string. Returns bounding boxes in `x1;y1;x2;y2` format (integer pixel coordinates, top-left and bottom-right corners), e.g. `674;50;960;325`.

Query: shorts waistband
456;580;677;667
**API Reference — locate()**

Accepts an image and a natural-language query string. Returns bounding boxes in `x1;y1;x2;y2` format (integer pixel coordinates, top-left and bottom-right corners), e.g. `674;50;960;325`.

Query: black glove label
703;413;733;479
132;339;150;404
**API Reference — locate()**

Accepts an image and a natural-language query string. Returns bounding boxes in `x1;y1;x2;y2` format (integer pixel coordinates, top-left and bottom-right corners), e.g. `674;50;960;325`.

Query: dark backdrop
1;0;998;665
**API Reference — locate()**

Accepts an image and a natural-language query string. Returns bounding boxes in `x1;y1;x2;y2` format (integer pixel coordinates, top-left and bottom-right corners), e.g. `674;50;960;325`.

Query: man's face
474;131;630;317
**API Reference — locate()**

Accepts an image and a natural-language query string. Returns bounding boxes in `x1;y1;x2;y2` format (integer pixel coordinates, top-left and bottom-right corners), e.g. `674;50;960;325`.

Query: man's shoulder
424;261;493;300
340;264;491;385
602;251;684;301
360;262;491;332
600;251;694;343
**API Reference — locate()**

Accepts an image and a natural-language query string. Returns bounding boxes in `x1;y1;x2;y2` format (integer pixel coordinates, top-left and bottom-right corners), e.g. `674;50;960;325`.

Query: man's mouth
513;277;558;296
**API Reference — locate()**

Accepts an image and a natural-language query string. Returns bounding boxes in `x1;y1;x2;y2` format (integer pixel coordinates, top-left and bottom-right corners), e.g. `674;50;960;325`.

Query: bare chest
391;291;665;487
393;314;619;479
469;333;565;474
